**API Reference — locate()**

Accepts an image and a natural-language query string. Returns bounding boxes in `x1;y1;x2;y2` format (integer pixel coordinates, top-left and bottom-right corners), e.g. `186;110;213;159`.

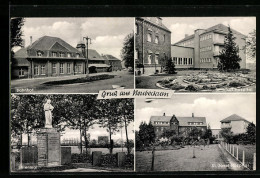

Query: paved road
136;144;245;172
11;71;134;93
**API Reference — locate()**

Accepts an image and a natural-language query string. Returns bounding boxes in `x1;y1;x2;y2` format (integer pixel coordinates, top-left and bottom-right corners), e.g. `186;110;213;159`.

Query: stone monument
37;99;61;167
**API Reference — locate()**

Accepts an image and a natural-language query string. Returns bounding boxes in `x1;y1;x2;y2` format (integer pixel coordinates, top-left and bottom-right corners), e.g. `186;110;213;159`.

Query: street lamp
83;36;92;75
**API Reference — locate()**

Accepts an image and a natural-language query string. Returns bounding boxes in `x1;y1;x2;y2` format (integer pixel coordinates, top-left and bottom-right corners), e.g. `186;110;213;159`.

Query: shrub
71;153;92;163
228;81;246;87
185;84;199;91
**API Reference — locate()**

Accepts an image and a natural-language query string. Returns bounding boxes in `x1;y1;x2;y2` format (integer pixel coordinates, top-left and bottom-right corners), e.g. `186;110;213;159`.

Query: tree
118;99;134;154
220;128;233;143
138;122;155;146
97;99;122;154
121;32;134;69
201;124;214;143
188;127;203;140
218;26;242;71
165;57;176;74
245;29;256;60
161;129;176;139
246;122;256;144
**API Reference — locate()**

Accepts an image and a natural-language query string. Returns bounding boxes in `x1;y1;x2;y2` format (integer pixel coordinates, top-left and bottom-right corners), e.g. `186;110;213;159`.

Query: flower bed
44;74;115;85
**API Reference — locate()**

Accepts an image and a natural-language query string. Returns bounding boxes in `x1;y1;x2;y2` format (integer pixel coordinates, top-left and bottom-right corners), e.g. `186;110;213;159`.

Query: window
155;54;159;64
60;63;64;74
135;49;139;60
76;64;82;73
184;58;187;65
135;24;139;35
67;63;71;74
147;33;152;42
19;68;24;76
188;58;193;65
67;53;71;57
163;34;166;42
155;36;159;44
40;65;45;75
76;53;80;58
173;57;177;64
34;65;39;75
37;51;42;57
60;53;65;57
52;63;57;74
178;58;182;65
52;52;57;57
148;54;152;64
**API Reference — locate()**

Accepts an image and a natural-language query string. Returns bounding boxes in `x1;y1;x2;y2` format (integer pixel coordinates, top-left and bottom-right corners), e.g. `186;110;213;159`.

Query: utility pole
83;36;91;75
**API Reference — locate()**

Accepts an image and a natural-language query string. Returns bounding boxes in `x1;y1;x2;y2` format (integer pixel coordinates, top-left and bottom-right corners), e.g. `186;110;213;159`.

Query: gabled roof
102;54;121;61
137;17;171;33
174;23;246;45
28;36;80;53
150;115;207;126
14;47;28;58
86;49;105;61
220;114;250;123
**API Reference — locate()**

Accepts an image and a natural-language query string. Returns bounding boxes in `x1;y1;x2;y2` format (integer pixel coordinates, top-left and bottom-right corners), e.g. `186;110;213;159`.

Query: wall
135;18;171;69
231;121;248;134
171;45;194;68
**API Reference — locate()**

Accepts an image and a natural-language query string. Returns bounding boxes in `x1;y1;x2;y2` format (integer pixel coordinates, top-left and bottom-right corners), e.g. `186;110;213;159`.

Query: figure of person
44;99;54;128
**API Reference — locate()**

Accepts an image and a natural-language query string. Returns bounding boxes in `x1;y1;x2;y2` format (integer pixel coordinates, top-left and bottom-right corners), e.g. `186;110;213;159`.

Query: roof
174;23;246;45
88;64;110;68
28;36;80;53
150;115;207;127
102;54;121;61
137;17;171;33
220;114;250;123
86;49;105;61
14;48;28;58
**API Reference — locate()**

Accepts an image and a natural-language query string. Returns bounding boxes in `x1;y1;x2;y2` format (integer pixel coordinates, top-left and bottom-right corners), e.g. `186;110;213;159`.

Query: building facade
220;114;250;134
211;129;223;141
150;113;207;138
12;36;86;79
135;17;171;74
172;24;246;69
102;54;122;71
12;36;111;79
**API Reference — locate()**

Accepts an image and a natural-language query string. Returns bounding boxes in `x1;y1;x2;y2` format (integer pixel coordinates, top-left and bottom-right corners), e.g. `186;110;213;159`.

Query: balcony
221;124;232;129
213;51;220;56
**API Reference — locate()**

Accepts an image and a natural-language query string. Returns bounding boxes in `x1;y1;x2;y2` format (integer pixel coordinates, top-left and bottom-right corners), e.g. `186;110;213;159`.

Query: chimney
30;36;32;46
192;113;194;117
163;113;165;116
185;34;189;38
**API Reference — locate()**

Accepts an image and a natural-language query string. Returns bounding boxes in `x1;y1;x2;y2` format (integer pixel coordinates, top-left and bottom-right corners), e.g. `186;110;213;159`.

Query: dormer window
37;51;43;57
60;53;65;57
67;53;71;57
52;52;57;57
76;53;80;58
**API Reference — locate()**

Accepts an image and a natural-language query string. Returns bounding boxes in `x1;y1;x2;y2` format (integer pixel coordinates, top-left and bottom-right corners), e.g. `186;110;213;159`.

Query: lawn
136;145;229;172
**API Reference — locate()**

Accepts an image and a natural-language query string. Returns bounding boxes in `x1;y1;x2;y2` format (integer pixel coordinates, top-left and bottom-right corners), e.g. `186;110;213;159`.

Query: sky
135;94;256;130
162;17;256;44
16;17;134;59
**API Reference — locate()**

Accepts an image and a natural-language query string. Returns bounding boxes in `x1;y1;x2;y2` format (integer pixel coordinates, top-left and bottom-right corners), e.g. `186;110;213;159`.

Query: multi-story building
211;129;223;141
102;54;122;71
12;36;110;78
150;113;207;138
172;24;246;69
135;17;171;74
220;114;250;134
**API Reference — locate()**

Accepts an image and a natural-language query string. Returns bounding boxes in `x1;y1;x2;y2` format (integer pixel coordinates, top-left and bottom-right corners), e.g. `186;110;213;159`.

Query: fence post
253;153;256;170
236;147;239;160
151;147;155;171
242;150;245;166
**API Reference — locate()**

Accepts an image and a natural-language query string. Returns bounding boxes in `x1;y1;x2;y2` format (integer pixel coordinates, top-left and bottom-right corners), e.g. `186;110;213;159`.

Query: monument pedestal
37;128;61;167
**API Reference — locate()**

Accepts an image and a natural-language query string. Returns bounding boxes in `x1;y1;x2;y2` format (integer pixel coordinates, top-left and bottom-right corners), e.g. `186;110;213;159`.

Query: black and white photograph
10;18;134;93
10;94;134;172
135;94;256;171
135;17;256;92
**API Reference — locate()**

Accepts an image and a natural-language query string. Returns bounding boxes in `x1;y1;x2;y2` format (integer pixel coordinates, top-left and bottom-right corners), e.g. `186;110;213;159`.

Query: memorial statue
44;99;54;128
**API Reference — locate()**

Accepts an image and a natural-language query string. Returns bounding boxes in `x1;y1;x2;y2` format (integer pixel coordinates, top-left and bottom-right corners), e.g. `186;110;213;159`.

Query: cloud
169;23;197;43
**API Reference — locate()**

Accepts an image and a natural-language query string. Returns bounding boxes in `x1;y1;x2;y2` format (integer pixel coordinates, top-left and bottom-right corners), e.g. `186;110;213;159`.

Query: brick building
220;114;250;134
12;36;110;78
135;17;171;74
172;24;246;69
150;113;207;138
102;54;122;71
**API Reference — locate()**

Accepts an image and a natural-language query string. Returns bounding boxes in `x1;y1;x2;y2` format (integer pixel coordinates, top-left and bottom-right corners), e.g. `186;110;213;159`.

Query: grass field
136;144;230;172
